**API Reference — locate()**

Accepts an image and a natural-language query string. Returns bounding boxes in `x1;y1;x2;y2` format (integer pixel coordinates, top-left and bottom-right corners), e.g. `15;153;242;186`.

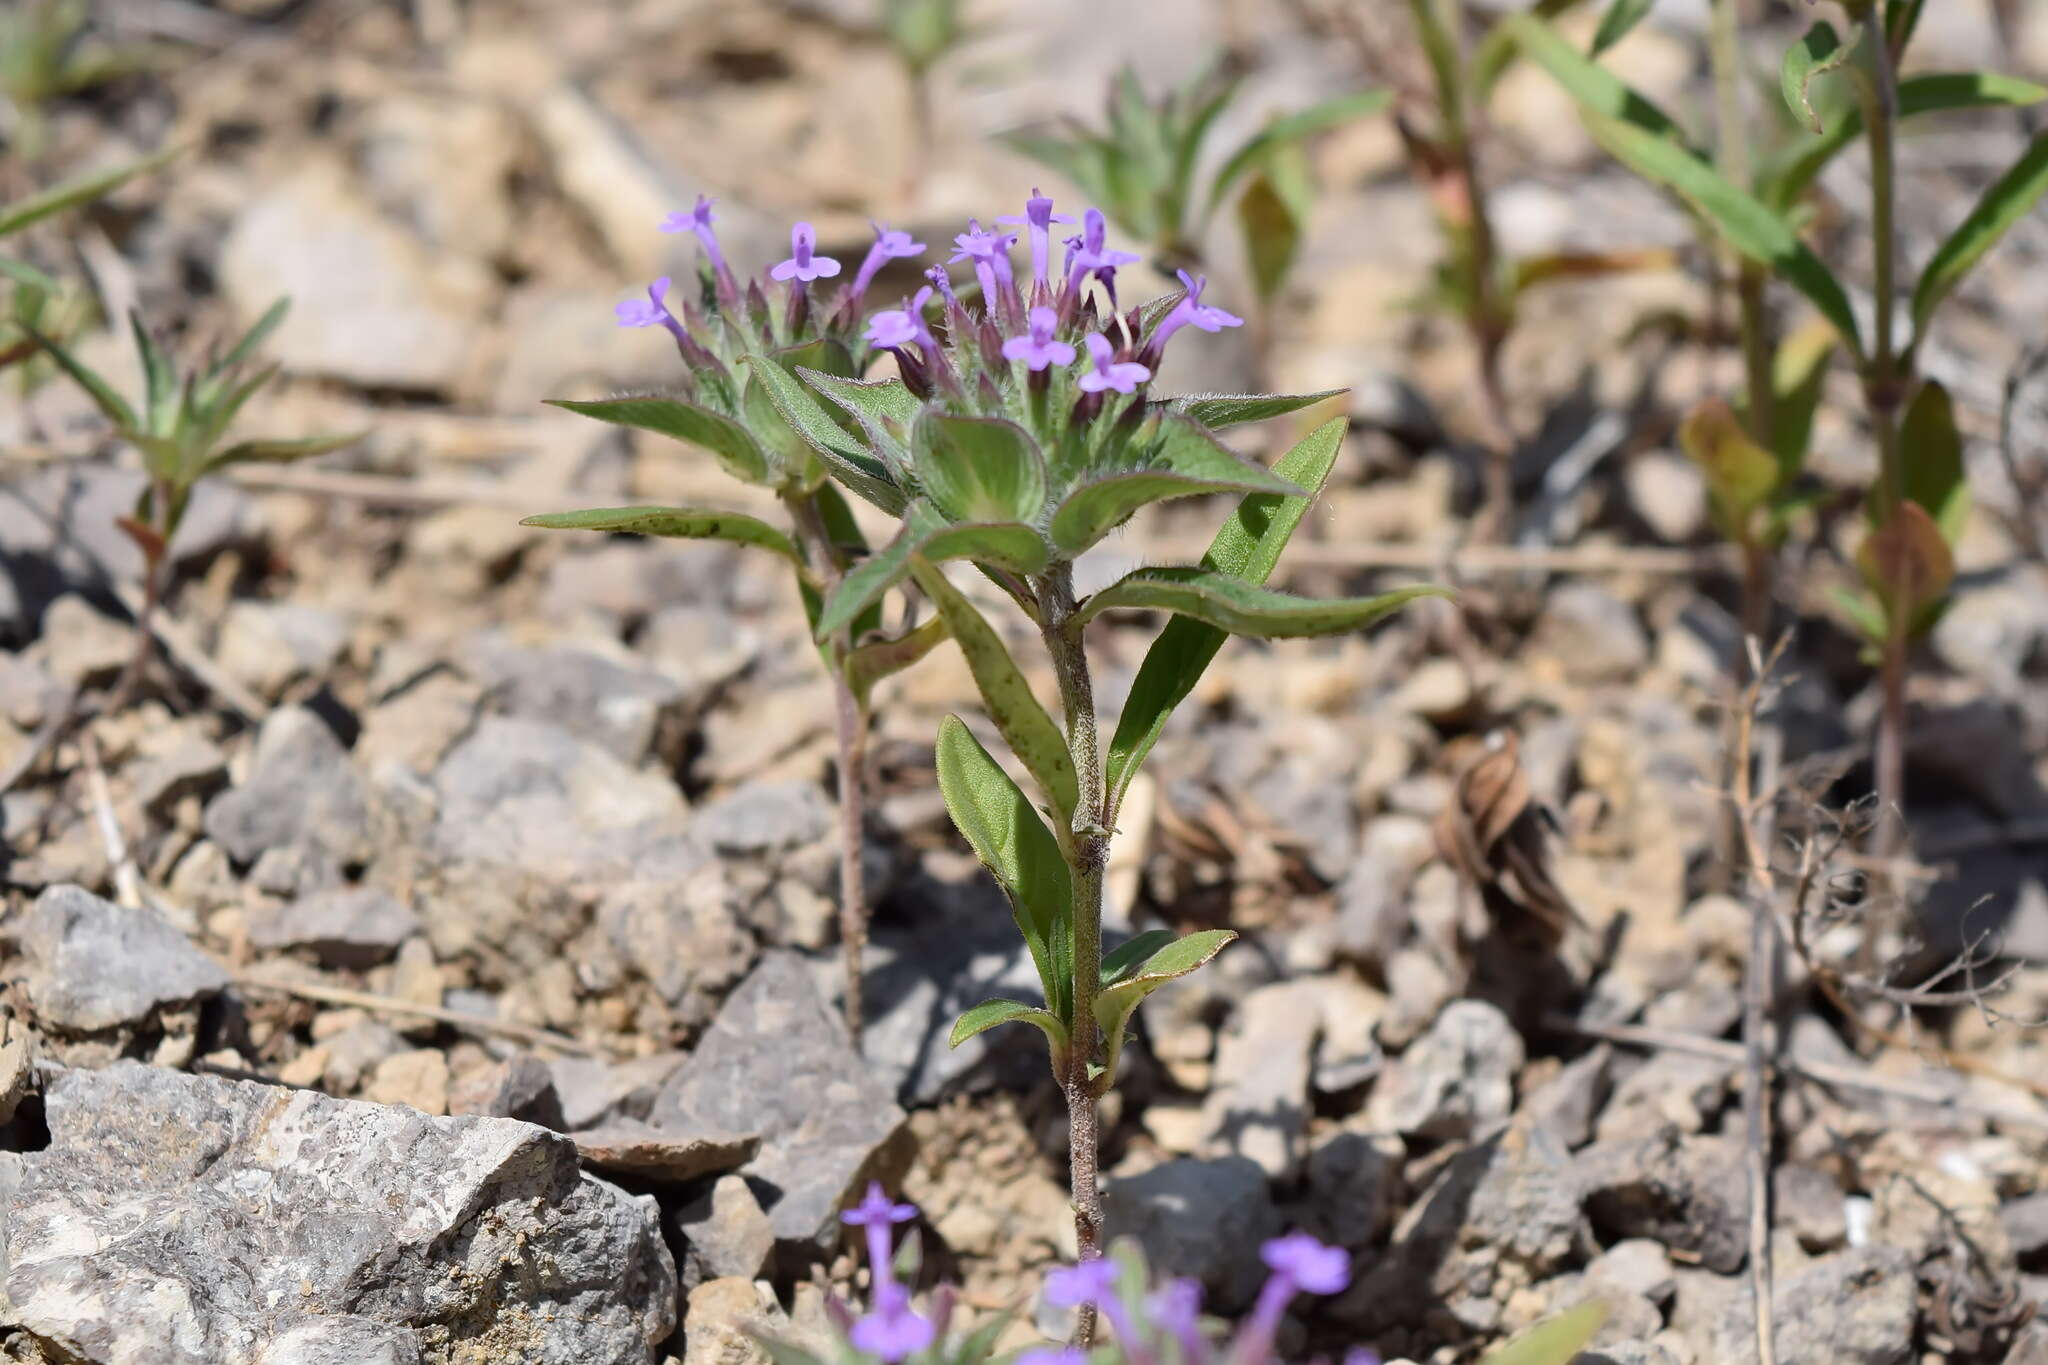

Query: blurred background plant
881;0;969;204
0;0;161;167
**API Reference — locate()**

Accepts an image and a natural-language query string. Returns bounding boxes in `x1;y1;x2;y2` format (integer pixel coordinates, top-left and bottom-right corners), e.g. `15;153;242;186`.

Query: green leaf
1579;107;1864;354
1589;0;1653;57
912;411;1049;523
23;322;136;430
215;297;290;377
1204;89;1391;221
802;370;920;474
1074;567;1451;637
546;396;771;486
1169;390;1344;428
127;311;175;434
1759;318;1837;478
1048;412;1301;556
1100;929;1175;985
1100;416;1347;818
1781;20;1848;134
1502;12;1692;146
948;998;1069;1054
843;616;947;705
1898;379;1968;545
206;431;365;471
0;143;177;239
1471;0;1593;97
998;130;1119;215
1237;165;1306;306
913;560;1079;829
936;715;1073;1022
1093;928;1237;1083
519;505;804;566
741;352;905;512
1476;1301;1610;1365
814;503;1047;640
1763;72;2048;212
1910;132;2048;347
1857;500;1955;638
1679;398;1780;541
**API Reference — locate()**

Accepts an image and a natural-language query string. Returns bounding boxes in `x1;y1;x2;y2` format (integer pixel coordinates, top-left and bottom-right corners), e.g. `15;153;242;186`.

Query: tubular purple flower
865;285;936;353
997;187;1075;292
1044;1260;1153;1365
849;1281;935;1363
1015;1351;1088;1365
1068;208;1141;275
841;1181;918;1293
950;220;1022;324
850;222;928;304
1078;332;1150;395
1001;306;1076;371
614;276;676;331
1149;1280;1210;1365
660;195;738;301
1342;1351;1383;1365
1232;1235;1352;1365
771;221;843;284
1150;269;1245;356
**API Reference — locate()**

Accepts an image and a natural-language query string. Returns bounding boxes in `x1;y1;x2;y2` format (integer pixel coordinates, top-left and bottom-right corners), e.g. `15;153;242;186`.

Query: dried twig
78;729;143;910
234;973;605;1058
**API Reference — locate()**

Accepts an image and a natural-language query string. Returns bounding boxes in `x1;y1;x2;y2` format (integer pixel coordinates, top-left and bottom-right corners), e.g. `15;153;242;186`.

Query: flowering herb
523;202;949;1047
1508;4;2048;842
29;299;361;708
722;188;1446;1334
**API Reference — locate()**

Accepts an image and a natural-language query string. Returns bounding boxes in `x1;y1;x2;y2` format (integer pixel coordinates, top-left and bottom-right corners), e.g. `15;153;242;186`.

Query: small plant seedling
717;189;1446;1333
0;0;161;165
31;299;362;706
523;203;948;1046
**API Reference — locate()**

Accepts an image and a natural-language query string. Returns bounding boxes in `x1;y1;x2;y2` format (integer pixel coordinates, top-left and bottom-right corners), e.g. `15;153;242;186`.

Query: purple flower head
1015;1351;1087;1365
1068;208;1141;274
615;275;675;329
924;264;959;308
1148;1279;1203;1337
998;187;1076;290
660;195;736;297
849;1281;935;1363
1001;306;1076;371
1174;270;1244;333
948;219;1019;267
851;222;929;303
1260;1233;1350;1296
1078;332;1150;394
1342;1352;1383;1365
771;221;843;284
866;286;935;351
1042;1258;1118;1309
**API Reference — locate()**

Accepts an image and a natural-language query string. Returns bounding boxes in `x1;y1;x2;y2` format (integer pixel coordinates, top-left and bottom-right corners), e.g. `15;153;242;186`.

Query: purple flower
771;221;843;284
843;1181;918;1292
866;286;935;351
948;219;1019;269
997;187;1075;291
1152;270;1244;355
1001;306;1076;371
660;195;737;297
615;275;675;329
849;1281;935;1363
1015;1351;1087;1365
1149;1280;1208;1365
1042;1258;1118;1308
1078;332;1150;394
1067;208;1141;274
850;222;928;303
1261;1233;1350;1296
1342;1352;1383;1365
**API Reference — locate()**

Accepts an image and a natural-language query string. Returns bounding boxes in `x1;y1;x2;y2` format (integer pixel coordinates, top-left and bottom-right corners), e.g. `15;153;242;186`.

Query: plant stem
786;491;871;1045
108;502;167;715
1036;563;1108;1344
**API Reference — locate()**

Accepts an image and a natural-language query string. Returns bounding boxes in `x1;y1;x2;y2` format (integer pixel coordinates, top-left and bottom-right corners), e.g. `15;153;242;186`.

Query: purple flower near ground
1078;333;1150;394
849;1281;936;1363
851;222;928;302
866;286;935;351
997;188;1075;290
614;275;675;329
1042;1259;1118;1308
771;221;843;283
842;1181;918;1291
1001;306;1076;371
1260;1233;1350;1295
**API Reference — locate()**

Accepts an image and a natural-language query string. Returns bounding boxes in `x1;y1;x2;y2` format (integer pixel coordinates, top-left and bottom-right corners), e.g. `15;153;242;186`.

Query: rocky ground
4;1;2048;1363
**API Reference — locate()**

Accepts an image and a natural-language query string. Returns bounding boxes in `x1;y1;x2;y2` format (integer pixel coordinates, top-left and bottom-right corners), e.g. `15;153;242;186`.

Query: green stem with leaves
1035;563;1108;1344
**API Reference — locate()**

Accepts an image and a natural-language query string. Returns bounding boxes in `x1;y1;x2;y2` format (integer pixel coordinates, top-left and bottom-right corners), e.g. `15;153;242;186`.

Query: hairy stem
785;491;871;1044
1036;564;1108;1344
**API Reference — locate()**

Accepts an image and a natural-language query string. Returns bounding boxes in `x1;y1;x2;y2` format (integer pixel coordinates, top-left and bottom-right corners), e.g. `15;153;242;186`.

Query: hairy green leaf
914;560;1080;827
1049;413;1300;556
23;322;136;430
546;396;770;486
914;411;1048;523
936;715;1073;1021
206;431;365;471
1100;929;1175;985
814;504;1048;640
1781;20;1848;134
1094;928;1237;1083
1476;1302;1609;1365
844;616;947;704
1100;416;1347;819
1169;390;1344;428
520;505;804;565
1076;567;1451;637
0;143;177;239
741;352;905;512
948;998;1069;1054
1910;132;2048;347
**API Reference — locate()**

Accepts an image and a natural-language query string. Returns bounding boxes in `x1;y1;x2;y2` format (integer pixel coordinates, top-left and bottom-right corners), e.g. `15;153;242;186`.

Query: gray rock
449;1051;568;1130
1199;978;1324;1179
466;636;687;764
2002;1190;2048;1258
691;780;833;855
1297;1126;1404;1251
255;1318;423;1365
431;717;690;884
1102;1156;1282;1313
650;952;910;1250
245;887;423;968
4;1061;675;1364
1668;1247;1915;1364
1522;1045;1612;1150
1576;1129;1749;1274
130;731;229;819
596;867;757;1036
1777;1163;1848;1252
204;707;376;879
37;593;131;687
1577;1345;1684;1365
4;883;229;1035
1370;998;1524;1139
215;601;352;700
549;1052;690;1131
569;1122;761;1183
674;1174;778;1291
1532;582;1650;682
